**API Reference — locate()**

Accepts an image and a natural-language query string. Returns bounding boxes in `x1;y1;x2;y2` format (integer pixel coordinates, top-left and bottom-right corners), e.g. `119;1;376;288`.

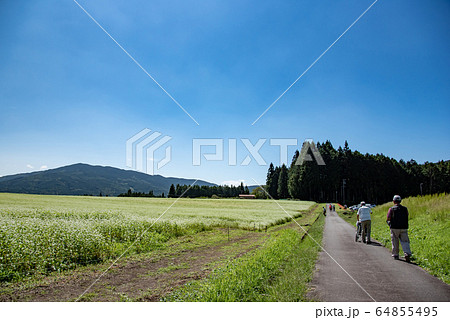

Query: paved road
309;210;450;302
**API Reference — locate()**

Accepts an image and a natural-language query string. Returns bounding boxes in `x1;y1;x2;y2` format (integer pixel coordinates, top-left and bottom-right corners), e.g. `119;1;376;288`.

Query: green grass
0;193;314;282
260;214;324;301
338;193;449;284
153;263;190;275
163;208;325;302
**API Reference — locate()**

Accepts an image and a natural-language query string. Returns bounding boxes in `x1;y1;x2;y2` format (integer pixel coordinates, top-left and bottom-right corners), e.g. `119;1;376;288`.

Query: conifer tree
277;164;289;199
168;184;176;198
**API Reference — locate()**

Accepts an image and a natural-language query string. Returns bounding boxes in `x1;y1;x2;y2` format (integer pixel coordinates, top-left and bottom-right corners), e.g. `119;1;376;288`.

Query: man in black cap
386;195;412;262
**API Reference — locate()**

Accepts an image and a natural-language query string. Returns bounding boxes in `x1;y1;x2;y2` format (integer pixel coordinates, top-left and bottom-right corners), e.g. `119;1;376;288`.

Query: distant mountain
247;185;260;193
0;163;215;196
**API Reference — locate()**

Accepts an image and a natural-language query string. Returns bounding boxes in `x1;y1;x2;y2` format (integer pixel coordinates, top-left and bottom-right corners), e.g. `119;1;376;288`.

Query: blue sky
1;0;449;185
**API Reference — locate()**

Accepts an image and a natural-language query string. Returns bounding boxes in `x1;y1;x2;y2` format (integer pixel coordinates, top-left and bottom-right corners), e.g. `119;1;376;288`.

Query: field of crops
0;193;314;281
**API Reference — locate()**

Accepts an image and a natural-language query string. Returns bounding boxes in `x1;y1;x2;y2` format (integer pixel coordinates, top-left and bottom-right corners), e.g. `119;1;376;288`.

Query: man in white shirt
357;201;372;244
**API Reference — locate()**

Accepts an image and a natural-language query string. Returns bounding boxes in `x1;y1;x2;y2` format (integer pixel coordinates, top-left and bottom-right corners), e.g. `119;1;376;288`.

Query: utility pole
342;179;346;205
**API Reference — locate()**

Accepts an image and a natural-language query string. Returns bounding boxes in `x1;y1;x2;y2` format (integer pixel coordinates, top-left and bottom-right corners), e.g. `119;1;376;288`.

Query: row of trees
266;140;449;204
168;182;250;198
118;189;164;198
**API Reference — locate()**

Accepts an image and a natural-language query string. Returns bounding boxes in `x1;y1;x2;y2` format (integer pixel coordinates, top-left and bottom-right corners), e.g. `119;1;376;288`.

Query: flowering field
0;193;314;281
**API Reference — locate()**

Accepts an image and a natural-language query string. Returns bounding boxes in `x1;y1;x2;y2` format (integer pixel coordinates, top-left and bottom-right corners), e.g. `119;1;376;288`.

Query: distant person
332;204;335;211
357;201;372;244
322;206;326;216
386;195;412;262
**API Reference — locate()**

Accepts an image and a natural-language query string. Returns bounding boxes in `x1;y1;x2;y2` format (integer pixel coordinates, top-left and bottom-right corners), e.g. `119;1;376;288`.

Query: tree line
168;182;250;198
266;140;449;204
118;189;165;198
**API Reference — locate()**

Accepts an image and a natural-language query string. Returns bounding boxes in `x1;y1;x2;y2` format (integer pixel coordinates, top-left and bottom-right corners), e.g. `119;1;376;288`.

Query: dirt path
308;210;450;302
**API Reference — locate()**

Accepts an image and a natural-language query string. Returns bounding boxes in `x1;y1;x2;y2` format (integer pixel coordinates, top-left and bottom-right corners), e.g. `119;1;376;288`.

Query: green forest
168;182;250;198
266;141;449;204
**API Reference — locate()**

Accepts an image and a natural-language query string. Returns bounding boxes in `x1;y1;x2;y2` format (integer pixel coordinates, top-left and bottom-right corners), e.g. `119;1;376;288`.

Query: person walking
322;206;326;216
386;195;412;262
357;201;372;244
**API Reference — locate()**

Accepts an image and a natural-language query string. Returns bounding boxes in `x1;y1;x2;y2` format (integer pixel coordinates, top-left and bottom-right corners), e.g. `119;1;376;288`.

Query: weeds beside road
165;206;325;302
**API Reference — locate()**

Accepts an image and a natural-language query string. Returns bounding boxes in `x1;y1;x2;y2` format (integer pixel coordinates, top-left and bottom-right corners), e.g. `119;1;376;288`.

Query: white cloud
221;179;245;187
26;164;34;169
40;165;48;170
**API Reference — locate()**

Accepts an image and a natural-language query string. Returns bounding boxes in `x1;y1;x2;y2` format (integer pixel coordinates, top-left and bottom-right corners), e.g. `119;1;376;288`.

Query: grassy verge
163;208;325;302
337;193;449;284
258;213;324;301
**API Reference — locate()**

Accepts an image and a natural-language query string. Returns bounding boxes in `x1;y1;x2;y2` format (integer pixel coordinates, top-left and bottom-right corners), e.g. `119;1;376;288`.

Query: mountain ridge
0;163;215;196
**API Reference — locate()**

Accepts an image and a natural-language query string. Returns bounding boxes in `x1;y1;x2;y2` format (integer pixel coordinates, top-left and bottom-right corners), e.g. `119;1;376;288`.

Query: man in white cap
357;201;372;244
386;195;412;262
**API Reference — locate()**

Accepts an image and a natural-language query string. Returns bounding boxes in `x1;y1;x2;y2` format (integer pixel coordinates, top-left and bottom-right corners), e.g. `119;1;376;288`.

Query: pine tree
288;150;302;199
168;184;176;198
266;163;280;198
277;164;289;199
240;182;245;194
266;163;275;186
270;167;280;199
344;140;350;153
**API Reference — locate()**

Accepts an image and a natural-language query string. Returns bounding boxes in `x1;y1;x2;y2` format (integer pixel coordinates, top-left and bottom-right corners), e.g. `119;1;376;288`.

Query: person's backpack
390;205;408;229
